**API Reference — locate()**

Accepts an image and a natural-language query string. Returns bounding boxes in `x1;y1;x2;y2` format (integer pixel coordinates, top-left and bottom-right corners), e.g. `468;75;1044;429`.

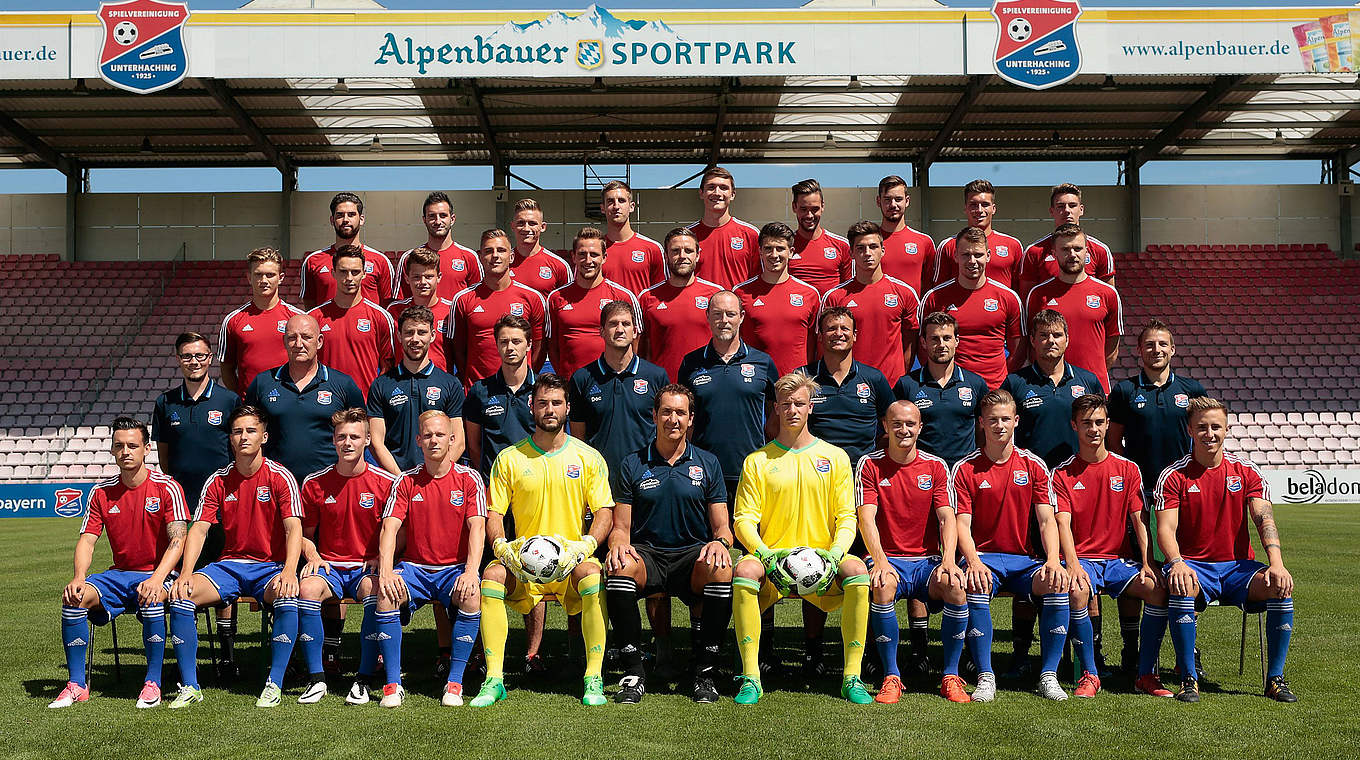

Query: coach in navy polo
798;306;893;466
894;311;989;467
367;305;466;474
153;332;236;504
244;313;364;482
677;290;779;498
1001;308;1103;469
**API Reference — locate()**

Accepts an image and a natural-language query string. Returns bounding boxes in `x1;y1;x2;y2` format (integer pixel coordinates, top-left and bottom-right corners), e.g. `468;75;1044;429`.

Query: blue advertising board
0;482;98;519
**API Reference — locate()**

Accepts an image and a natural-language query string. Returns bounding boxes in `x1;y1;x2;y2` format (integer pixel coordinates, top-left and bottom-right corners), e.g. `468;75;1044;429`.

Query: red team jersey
604;233;667;295
879;226;938;296
309;299;397;400
1052;453;1144;560
952;447;1054;556
195;459;303;563
1154;453;1267;562
81;468;190;572
300;464;400;565
689;217;761;289
857;450;954;557
382;463;488;567
300;244;394;306
447;282;548;385
1018;232;1115;299
1024;276;1123;392
822;275;921;385
919;279;1023;390
790;230;853;293
934;231;1025;291
394;242;483;301
639;278;723;381
388;297;454;372
510;248;573;295
734;276;822;375
217;300;305;392
547;280;643;383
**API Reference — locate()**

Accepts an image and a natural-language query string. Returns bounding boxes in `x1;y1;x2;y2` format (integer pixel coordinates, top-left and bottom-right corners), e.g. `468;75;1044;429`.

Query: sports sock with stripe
966;594;994;674
140;603;166;686
940;602;968;676
577;572;606;678
1167;595;1198;679
1070;605;1095;675
267;598;299;686
169;599;199;688
699;582;733;671
733;578;762;678
908;614;929;660
1138;604;1168;677
1266;597;1294;678
604;576;642;675
61;606;89;688
869;601;900;677
479;580;509;680
356;595;378;677
1038;594;1070;675
841;575;869;679
375;608;402;686
296;598;325;677
448;608;481;686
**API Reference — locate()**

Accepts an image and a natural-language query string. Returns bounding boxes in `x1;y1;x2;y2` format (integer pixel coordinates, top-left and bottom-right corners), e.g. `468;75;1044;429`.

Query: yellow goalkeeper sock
577;573;605;678
733;577;763;678
480;579;509;680
841;574;870;679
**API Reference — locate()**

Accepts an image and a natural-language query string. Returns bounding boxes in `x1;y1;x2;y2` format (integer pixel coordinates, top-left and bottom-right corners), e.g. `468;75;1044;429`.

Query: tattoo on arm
167;521;187;540
1251;501;1281;546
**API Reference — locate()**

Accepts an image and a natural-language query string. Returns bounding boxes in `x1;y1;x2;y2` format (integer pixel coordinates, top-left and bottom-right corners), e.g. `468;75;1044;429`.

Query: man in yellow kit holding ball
730;371;872;705
473;373;615;707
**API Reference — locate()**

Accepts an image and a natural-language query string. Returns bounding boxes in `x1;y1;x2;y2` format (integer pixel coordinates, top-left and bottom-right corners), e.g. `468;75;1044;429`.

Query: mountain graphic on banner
488;5;684;43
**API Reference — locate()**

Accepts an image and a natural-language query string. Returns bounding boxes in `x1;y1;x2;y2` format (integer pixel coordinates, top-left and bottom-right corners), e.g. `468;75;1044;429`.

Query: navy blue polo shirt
894;364;989;467
1002;361;1104;469
152;378;235;503
465;368;537;477
569;355;669;490
1108;370;1207;487
366;360;466;472
799;359;894;466
616;442;727;550
677;342;779;484
244;364;364;482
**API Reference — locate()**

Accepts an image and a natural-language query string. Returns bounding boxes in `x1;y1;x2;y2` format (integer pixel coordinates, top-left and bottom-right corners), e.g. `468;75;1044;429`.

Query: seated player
294;409;399;704
49;417;190;710
1155;397;1297;703
606;384;734;704
1053;394;1172;699
370;411;487;707
953;390;1072;702
473;374;615;707
857;401;970;704
167;405;304;709
730;371;872;705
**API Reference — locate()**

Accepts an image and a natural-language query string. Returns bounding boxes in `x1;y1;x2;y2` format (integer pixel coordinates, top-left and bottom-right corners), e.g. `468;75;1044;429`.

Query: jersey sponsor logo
425;386;441;403
317;390;334;405
451;490;465;507
1109;476;1125;492
740;364;755;378
730;237;744;251
692;374;712;386
452;260;466;271
633;378;649;395
958;386;974;402
1226;475;1243;493
144;496;160;513
1174;393;1189;408
1071;385;1086;398
207;409;223;425
823;247;838;259
688;465;704;481
359;492;375;509
995;245;1010;257
257;485;272;502
98;0;190;95
983;298;1000;312
1085;294;1101;309
694;296;709;309
917;473;933;490
631;250;647;263
538;266;553;280
992;0;1083;91
884;293;900;308
509;303;525;316
789;293;804;307
1012;470;1029;486
484;404;506;416
639;477;661;490
856;382;871;398
390;392;409;406
357;319;372;333
814;456;831;474
566;464;582;479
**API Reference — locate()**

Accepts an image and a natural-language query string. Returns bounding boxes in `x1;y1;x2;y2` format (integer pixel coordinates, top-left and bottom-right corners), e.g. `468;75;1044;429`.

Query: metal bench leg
111;617;122;683
1257;611;1266;691
1238;607;1248;676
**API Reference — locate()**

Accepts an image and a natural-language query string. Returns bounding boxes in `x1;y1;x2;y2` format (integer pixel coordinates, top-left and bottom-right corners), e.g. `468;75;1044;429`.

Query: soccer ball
113;21;138;46
519;535;564;583
779;547;830;596
1007;17;1032;43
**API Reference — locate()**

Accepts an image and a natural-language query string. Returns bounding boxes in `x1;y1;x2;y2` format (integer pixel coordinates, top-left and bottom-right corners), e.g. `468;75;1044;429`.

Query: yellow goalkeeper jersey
733;437;855;551
489;435;613;541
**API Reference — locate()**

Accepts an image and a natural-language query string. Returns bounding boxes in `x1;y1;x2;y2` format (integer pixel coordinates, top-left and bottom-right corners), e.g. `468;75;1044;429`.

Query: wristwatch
716;537;732;549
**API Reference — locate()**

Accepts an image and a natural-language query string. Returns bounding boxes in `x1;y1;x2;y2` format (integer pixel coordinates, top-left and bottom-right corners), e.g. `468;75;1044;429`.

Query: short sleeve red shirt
690;217;761;289
309;299;397;400
919;278;1023;390
822;275;920;385
300;245;394;306
382;463;488;566
387;297;454;372
1024;275;1123;392
1018;232;1115;298
194;459;304;563
81;468;191;572
879;225;937;295
1052;452;1143;559
217;300;304;392
447;282;548;385
510;247;573;295
857;450;954;557
604;233;667;295
790;229;853;294
934;231;1024;291
735;276;822;376
639;278;723;381
395;242;483;301
952;447;1053;556
1154;453;1267;562
300;464;400;565
547;280;643;383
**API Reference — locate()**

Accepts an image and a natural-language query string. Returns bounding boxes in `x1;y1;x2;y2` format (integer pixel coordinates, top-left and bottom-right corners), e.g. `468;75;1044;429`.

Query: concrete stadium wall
0;184;1353;259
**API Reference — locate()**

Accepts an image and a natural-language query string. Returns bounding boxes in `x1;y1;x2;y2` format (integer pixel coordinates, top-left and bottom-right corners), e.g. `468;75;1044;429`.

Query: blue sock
1038;594;1070;675
941;602;969;676
139;604;166;686
448;609;481;686
1265;597;1294;678
1138;604;1168;677
375;609;403;686
268;598;299;686
1167;596;1198;679
61;606;90;688
869;602;900;678
966;594;994;674
296;598;324;676
1070;605;1095;675
169;599;200;688
357;595;379;677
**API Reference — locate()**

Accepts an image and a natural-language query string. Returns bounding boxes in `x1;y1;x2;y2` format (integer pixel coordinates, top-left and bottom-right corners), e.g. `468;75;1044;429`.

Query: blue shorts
318;565;373;601
1181;559;1266;612
86;569;161;625
973;552;1043;599
871;556;944;612
1078;558;1141;598
395;563;466;618
197;560;284;604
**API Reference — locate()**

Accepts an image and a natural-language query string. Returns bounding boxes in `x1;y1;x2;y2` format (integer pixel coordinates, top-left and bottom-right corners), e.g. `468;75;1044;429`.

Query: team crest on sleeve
316;390;333;405
633;379;650;395
991;0;1083;90
884;293;900;308
425;386;442;403
814;457;831;474
509;303;525;316
566;464;582;479
983;298;1000;312
824;247;838;259
538;266;553;280
1109;476;1125;492
1226;475;1242;493
256;486;272;502
451;490;465;507
689;465;704;481
790;293;804;307
1085;295;1102;309
144;496;161;513
695;296;710;309
730;237;744;251
631;250;647;263
1012;470;1029;486
357;319;372;333
207;410;223;425
1174;393;1189;408
359;492;375;509
740;364;756;378
98;0;190;94
54;488;84;518
917;473;934;490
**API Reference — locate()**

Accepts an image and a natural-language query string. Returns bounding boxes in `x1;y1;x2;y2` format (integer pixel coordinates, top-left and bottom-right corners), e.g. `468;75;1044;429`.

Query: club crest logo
983;298;1000;312
917;473;933;490
958;387;974;402
538;266;553;280
695;296;709;309
1174;393;1190;408
359;492;375;509
144;496;160;513
1071;385;1086;398
856;382;871;398
54;488;84;518
576;38;604;70
689;465;704;481
995;245;1010;257
509;303;525;316
1086;294;1102;309
364;261;375;274
357;318;372;333
992;0;1083;90
256;486;272;502
633;378;649;395
906;243;918;255
814;457;831;474
824;247;838;259
1226;475;1243;493
730;237;744;251
1110;476;1125;492
98;0;190;95
426;386;442;403
452;260;466;271
207;410;223;425
884;293;900;308
566;464;582;479
316;390;333;405
451;490;465;507
740;363;755;378
631;250;646;263
790;293;804;307
1012;470;1029;486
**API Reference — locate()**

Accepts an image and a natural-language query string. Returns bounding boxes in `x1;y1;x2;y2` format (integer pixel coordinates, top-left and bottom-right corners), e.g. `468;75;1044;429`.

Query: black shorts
637;544;705;605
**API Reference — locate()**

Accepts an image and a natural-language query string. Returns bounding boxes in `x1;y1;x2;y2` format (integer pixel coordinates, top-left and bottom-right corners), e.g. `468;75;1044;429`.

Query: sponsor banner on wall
1264;468;1360;505
0;482;97;519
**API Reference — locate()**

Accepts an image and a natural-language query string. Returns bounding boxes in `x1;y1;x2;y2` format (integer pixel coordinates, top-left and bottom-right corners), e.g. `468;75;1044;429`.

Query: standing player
875;175;937;295
1022;223;1123;392
734;222;821;375
166;405;304;709
472;374;615;707
395;191;482;301
508;198;572;296
49;418;189;710
894;312;990;468
1018;183;1116;298
798;306;894;467
547;227;643;383
447;228;549;386
952;390;1072;702
465;315;538;478
919;227;1024;390
218;247;304;395
387;246;454;372
788;179;852;293
300;192;393;309
639;227;723;381
687;166;760;288
600;181;666;295
367;305;467;475
1003;309;1104;469
823;220;920;385
294;409;400;704
729;371;872;705
1156;397;1297;703
933;180;1024;290
308;246;397;401
856;401;971;704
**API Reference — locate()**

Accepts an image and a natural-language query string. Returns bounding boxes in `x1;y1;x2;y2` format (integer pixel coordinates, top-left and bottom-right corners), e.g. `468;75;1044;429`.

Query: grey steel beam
199;77;289;174
1132;75;1249;167
920;74;991;169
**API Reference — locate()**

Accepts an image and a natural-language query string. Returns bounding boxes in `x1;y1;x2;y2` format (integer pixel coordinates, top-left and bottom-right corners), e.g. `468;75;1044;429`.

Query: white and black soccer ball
519;535;564;583
113;21;139;46
1007;17;1032;43
779;547;830;596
